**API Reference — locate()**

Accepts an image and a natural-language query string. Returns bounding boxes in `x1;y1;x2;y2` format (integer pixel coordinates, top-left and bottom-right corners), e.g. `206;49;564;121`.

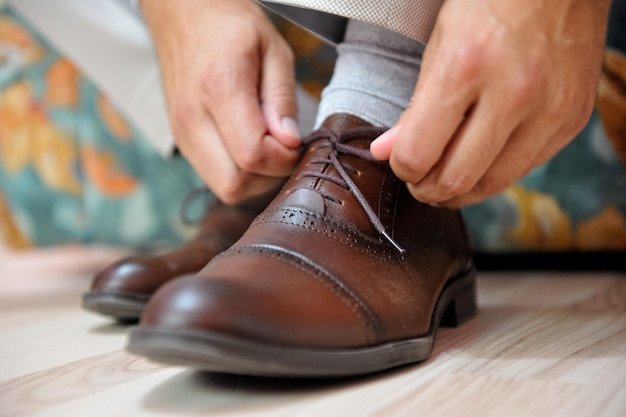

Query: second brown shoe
82;192;275;321
128;114;477;377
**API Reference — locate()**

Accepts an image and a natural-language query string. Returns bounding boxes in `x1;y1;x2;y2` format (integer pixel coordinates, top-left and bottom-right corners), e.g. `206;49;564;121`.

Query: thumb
370;124;401;160
261;41;301;149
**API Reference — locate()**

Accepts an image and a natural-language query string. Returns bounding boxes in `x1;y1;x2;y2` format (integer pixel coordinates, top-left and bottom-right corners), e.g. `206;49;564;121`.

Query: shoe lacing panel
299;128;405;253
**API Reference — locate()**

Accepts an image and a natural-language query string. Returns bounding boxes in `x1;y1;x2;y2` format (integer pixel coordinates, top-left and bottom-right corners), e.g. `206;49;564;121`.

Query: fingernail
281;116;301;140
371;125;400;159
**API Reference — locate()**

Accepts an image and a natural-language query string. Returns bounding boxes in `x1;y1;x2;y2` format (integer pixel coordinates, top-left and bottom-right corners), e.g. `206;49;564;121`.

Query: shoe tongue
276;114;385;223
283;188;326;216
320;113;373;134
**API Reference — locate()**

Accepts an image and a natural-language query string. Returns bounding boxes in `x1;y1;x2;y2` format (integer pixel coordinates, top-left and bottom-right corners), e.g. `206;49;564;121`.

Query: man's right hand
141;0;301;204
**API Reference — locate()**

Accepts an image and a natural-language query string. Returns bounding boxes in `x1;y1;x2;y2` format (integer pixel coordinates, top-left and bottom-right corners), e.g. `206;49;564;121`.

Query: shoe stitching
299;128;405;253
253;207;384;245
377;168;401;241
258;203;456;258
213;244;383;343
252;206;452;261
252;208;398;262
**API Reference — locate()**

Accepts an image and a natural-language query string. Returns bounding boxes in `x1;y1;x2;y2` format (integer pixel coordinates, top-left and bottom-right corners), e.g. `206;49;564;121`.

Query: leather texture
139;114;474;350
83;193;274;319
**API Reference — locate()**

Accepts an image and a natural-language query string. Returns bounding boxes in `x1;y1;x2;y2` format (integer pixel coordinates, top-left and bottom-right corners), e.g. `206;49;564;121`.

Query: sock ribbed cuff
315;20;425;128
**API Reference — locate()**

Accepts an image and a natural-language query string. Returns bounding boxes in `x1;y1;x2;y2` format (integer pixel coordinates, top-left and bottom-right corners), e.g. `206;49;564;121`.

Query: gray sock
315;19;425;129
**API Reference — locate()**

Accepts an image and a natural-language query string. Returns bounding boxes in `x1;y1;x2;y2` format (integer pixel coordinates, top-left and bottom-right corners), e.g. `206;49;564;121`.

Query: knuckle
509;71;537;106
391;151;427;182
545;80;577;118
508;58;546;106
437;174;475;197
573;96;595;131
551;84;576;112
170;96;194;131
234;147;265;173
286;47;295;65
277;42;295;65
216;190;243;206
214;173;282;206
446;41;484;85
548;88;593;137
444;192;484;208
227;16;259;42
200;65;228;99
267;29;295;61
266;81;296;104
407;183;432;204
214;177;248;205
200;63;257;103
477;171;514;198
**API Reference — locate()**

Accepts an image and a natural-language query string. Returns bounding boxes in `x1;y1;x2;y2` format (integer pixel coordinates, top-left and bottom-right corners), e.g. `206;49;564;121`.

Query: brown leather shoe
128;114;476;376
82;193;274;321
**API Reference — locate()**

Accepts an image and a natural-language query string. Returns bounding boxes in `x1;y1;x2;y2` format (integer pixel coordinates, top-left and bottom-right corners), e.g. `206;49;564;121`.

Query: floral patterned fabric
0;5;625;254
0;8;203;249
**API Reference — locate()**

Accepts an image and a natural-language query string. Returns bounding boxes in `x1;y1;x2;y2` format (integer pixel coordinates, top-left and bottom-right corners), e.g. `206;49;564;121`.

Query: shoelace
179;186;214;226
299;127;405;253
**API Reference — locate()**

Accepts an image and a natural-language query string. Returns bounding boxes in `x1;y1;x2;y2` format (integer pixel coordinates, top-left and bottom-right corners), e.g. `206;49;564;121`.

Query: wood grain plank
555;360;626;417
372;373;580;417
0;351;163;417
0;312;133;382
0;272;623;417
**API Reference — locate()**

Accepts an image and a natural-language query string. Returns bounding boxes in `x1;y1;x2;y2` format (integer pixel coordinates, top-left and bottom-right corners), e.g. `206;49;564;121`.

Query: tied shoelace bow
298;127;405;254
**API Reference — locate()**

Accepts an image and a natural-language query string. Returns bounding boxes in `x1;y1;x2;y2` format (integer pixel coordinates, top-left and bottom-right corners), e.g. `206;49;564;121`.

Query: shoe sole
82;291;148;322
127;268;477;377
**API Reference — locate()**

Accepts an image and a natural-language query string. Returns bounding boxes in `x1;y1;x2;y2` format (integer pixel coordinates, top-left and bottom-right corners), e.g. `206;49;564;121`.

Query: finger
437;119;563;208
530;118;587;169
261;38;301;149
370;125;399;160
204;55;300;178
385;42;481;185
176;113;284;204
408;89;527;204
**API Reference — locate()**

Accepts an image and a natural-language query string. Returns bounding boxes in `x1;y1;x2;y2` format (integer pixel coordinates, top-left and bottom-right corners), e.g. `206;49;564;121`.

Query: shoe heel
440;273;477;327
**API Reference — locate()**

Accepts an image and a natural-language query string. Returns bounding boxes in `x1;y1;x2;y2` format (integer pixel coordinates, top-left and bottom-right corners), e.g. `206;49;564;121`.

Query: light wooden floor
1;261;625;417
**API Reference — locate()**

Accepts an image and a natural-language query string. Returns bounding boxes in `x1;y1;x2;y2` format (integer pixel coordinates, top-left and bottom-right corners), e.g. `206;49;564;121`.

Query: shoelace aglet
381;230;405;254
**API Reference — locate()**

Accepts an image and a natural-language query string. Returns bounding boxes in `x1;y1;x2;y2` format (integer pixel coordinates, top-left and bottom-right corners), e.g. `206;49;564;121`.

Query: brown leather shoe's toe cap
91;257;170;296
140;247;378;349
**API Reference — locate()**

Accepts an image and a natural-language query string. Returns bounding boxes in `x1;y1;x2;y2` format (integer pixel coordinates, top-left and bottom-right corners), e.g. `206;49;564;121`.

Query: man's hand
371;0;611;207
142;0;300;204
